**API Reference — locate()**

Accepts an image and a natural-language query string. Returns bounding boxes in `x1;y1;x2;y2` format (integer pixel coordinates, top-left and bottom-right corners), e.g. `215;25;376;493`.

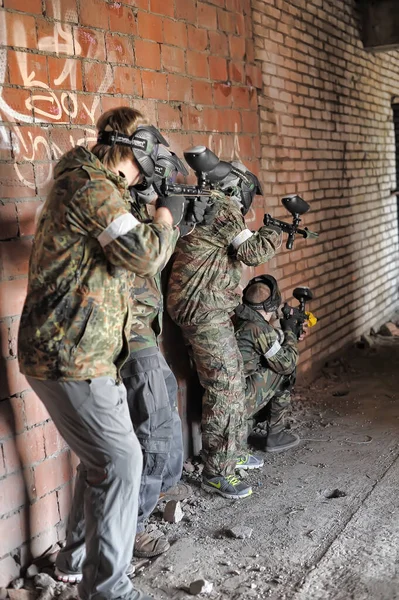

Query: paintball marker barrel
162;182;213;197
263;215;319;249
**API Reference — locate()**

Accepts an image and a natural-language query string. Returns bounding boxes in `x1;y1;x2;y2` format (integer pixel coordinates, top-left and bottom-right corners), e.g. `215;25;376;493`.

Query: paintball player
167;156;282;500
235;275;303;452
123;148;204;559
18;106;180;600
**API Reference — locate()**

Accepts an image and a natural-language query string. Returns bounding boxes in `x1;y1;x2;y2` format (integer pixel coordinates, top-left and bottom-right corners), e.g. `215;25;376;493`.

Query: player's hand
298;321;309;341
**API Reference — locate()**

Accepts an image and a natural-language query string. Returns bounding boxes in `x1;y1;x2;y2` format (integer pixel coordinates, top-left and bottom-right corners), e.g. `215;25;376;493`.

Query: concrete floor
135;331;399;599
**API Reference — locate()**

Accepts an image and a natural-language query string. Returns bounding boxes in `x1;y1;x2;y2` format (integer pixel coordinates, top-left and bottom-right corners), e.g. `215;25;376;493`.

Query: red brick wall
0;0;261;584
252;0;399;374
1;0;399;584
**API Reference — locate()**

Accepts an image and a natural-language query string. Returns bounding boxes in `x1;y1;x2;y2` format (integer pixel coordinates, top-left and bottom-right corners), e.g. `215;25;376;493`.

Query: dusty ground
6;324;399;600
134;326;399;600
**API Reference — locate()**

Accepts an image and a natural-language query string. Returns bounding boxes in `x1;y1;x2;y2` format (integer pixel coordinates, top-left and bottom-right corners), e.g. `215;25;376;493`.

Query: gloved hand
155;196;186;226
263;223;282;235
280;316;298;335
178;197;218;236
190;197;217;226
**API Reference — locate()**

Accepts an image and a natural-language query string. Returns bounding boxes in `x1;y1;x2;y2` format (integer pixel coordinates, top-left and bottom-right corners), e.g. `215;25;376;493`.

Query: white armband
97;213;140;248
230;229;253;249
277;329;285;344
264;339;281;359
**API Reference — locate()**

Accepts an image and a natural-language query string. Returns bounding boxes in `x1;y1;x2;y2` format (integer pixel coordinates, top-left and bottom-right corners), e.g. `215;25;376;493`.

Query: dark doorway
392;103;399;229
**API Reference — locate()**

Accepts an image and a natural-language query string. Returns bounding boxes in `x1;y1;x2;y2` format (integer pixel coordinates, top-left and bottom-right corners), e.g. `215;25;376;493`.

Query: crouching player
235;275;306;453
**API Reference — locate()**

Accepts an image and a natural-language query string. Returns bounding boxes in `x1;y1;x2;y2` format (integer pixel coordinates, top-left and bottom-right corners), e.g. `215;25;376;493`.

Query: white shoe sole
201;482;253;499
236;460;264;470
54;567;83;584
55;564;135;582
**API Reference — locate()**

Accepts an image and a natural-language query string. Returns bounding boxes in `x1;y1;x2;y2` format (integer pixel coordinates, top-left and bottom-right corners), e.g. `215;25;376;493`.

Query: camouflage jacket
128;199;179;353
234;303;298;377
18;147;174;381
166;193;282;326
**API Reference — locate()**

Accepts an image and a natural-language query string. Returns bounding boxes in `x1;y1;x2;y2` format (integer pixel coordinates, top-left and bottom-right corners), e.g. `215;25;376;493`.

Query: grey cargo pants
27;376;142;600
121;348;184;533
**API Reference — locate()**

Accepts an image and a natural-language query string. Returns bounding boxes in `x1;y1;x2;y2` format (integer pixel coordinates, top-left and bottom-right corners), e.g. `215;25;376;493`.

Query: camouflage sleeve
234;225;283;266
160;227;179;270
256;327;298;375
199;198;249;248
131;201;180;274
67;180;174;277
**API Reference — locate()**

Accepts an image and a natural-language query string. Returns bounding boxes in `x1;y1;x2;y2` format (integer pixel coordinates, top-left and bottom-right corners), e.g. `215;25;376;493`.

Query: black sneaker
266;430;300;453
201;474;252;499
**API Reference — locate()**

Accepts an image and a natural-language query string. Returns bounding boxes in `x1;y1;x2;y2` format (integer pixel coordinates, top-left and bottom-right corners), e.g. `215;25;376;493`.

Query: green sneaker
201;474;252;499
236;454;264;470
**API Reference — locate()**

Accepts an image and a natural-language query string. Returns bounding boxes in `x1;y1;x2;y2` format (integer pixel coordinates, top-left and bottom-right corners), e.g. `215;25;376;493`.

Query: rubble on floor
4;318;399;599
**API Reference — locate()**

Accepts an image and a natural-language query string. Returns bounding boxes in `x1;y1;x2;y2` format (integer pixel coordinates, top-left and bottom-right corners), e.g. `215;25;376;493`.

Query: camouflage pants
245;369;296;432
182;319;246;477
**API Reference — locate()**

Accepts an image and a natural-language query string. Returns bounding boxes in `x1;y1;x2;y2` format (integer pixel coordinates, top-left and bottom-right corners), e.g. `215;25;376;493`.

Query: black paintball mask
97;125;169;182
217;161;262;216
243;275;282;313
134;146;189;204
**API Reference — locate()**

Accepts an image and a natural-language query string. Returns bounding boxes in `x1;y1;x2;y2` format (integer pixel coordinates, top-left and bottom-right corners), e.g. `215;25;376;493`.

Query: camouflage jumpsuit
121;198;183;534
167;193;281;477
234;303;298;431
18;147;176;600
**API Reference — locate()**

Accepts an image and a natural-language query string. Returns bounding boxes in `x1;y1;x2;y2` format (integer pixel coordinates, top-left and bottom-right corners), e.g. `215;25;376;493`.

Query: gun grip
286;233;294;250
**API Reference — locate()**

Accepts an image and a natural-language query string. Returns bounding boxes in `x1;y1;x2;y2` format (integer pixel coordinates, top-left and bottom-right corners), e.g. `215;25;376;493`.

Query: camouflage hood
234;303;266;325
53;146;126;191
54;146;96;177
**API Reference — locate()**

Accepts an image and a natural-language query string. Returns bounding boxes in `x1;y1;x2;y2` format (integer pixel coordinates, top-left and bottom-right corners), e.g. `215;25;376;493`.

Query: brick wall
1;0;399;585
252;0;399;373
0;0;261;584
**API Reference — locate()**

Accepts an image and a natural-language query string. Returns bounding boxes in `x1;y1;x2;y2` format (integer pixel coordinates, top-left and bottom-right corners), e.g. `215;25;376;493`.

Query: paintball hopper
183;146;262;215
293;286;313;303
184;146;232;181
282;194;310;216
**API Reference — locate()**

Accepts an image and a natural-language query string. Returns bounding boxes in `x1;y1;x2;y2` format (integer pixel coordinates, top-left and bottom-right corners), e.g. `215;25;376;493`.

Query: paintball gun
160;145;230;198
161;147;320;249
281;286;318;339
263;194;319;250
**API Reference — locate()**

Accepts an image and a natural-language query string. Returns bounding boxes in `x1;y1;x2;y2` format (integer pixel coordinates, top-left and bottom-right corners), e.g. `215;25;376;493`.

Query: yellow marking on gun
305;311;317;327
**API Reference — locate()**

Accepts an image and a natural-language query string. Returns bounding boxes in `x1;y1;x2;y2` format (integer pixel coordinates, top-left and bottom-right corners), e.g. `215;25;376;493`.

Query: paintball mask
218;161;262;216
97;125;169;180
243;275;282;313
134;146;189;204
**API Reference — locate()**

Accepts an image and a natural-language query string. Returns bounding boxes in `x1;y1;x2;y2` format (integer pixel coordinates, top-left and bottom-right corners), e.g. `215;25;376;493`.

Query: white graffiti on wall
208;125;256;226
0;0;112;189
208;122;243;164
0;0;253;198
